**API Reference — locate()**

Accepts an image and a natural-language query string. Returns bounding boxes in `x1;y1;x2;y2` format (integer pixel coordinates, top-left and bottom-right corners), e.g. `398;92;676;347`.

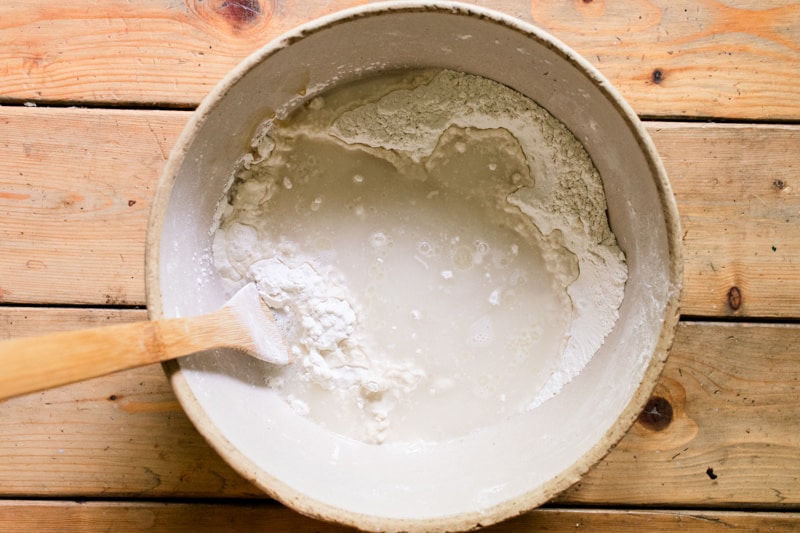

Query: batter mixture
212;69;627;444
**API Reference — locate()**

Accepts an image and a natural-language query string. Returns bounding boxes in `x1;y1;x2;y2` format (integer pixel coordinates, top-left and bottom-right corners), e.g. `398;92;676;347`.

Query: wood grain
2;309;799;508
529;0;800;120
0;501;798;532
559;321;800;507
651;122;800;318
0;0;367;109
0;309;259;498
2;108;799;317
0;107;183;306
0;1;798;119
2;1;796;530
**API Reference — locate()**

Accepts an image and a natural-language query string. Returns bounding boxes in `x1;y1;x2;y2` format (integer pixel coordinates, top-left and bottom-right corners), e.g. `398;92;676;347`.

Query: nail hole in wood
652;69;664;84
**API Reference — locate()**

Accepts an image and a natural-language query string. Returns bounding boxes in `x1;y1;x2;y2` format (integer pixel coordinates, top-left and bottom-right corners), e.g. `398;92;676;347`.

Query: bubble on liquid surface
474;240;490;264
468;315;494;346
417;241;434;257
370;231;389;249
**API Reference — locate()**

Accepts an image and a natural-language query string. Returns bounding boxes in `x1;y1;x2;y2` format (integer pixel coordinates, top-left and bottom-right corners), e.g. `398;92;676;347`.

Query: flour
212;235;426;444
329;70;627;408
211;69;627;443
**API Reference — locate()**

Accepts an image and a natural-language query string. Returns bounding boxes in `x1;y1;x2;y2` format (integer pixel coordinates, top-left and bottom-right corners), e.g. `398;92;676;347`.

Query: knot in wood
727;286;742;311
192;0;269;33
637;395;673;431
218;0;263;28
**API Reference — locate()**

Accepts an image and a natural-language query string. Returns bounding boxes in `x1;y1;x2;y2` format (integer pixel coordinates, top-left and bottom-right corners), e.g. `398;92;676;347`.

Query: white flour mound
212;231;426;444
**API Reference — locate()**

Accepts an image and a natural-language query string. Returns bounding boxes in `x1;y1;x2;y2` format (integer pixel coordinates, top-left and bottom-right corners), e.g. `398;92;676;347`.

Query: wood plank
0;307;146;340
1;309;799;508
0;107;184;306
558;321;800;507
651;122;800;318
0;501;798;533
3;108;799;317
0;310;259;499
1;1;798;119
529;0;800;120
0;0;367;109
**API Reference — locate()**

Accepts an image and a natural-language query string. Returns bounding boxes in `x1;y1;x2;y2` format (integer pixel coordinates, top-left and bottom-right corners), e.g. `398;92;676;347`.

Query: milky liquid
213;70;623;444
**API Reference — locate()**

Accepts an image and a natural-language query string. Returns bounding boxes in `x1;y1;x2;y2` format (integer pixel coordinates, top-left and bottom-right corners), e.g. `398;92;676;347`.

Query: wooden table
1;1;799;530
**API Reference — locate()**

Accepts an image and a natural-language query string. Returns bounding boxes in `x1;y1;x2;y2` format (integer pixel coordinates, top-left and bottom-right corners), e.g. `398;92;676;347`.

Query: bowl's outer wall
146;3;682;531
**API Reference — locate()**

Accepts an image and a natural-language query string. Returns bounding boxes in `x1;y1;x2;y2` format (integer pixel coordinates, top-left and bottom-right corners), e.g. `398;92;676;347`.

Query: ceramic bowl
146;2;682;531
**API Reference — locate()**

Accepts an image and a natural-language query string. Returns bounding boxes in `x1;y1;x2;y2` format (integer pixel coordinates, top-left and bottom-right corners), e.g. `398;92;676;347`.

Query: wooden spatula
0;283;290;401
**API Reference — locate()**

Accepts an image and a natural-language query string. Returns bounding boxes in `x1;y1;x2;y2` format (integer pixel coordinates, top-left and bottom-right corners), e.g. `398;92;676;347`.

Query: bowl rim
145;2;683;530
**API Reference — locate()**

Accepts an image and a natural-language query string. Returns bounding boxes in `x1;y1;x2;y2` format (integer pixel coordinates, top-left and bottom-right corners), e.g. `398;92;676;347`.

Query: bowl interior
147;4;681;530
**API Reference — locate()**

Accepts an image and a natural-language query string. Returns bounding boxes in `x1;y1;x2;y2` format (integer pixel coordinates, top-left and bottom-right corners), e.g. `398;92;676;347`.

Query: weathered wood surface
0;501;798;532
652;123;800;318
2;311;798;509
1;1;798;119
0;308;261;498
0;108;181;307
560;321;800;508
2;108;799;317
2;1;799;529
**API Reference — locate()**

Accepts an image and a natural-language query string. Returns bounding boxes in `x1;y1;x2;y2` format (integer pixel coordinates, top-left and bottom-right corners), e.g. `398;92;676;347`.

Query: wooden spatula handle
0;309;233;401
